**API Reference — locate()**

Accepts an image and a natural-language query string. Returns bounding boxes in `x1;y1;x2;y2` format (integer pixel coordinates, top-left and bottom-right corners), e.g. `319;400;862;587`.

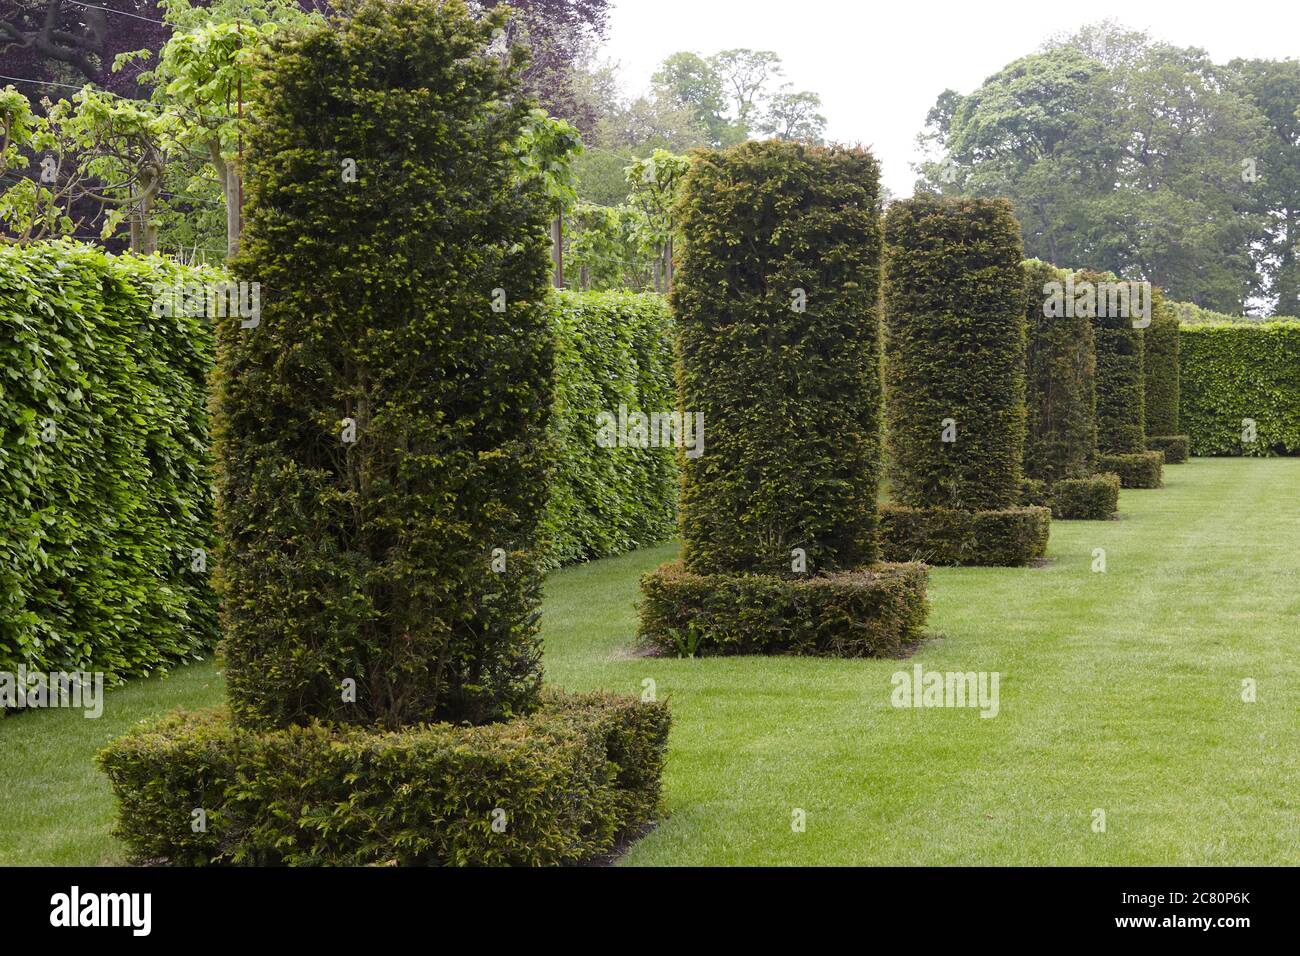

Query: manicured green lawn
3;457;1297;865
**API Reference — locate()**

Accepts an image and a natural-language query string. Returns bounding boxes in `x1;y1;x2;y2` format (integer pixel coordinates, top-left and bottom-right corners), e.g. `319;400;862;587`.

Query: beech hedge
0;242;217;687
544;291;677;567
98;689;670;866
1179;322;1300;455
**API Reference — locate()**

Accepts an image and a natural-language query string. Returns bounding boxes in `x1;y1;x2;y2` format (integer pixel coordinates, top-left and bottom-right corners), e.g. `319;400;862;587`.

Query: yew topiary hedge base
1147;435;1190;464
98;690;669;867
638;562;929;658
1096;451;1165;488
1051;474;1121;520
878;505;1051;567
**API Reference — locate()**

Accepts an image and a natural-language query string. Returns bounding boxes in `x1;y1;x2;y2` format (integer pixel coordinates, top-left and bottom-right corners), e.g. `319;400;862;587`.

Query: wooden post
551;215;563;288
664;235;673;294
235;21;244;249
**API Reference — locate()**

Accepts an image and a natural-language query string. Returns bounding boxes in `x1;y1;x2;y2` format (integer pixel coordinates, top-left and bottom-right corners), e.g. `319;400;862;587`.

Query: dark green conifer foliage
1022;259;1097;484
1084;269;1148;456
215;0;553;729
673;140;886;577
1144;287;1182;438
883;196;1027;511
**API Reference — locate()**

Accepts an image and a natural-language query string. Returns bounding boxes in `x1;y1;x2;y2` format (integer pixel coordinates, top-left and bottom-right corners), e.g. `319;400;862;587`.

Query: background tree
0;0;164;98
710;48;782;131
0;1;329;99
0;1;327;254
915;22;1270;313
572;45;826;209
651;51;739;147
478;0;611;133
1228;57;1300;316
121;3;323;257
758;85;826;143
1;84;167;249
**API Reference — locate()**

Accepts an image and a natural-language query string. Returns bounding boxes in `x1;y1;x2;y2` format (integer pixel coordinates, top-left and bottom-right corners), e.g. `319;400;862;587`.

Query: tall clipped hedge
216;0;553;730
1144;288;1182;438
674;140;885;577
883;196;1027;510
1085;269;1147;456
544;291;677;567
0;242;216;685
1180;322;1300;455
1021;258;1096;484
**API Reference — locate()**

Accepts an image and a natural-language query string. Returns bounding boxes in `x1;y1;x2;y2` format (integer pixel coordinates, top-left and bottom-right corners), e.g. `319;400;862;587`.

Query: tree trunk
210;141;241;259
551;215;563;288
132;160;162;255
664;235;674;294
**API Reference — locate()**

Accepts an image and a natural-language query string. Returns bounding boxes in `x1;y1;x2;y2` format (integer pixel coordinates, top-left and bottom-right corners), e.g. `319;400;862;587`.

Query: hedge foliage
1179;322;1300;455
883;196;1028;511
0;242;217;685
1096;452;1163;488
1084;269;1148;456
1021;259;1096;484
214;0;555;730
1172;301;1284;326
638;561;928;657
1051;474;1120;520
97;689;670;866
1146;435;1189;464
544;291;677;567
878;504;1050;567
672;140;886;576
1144;288;1182;439
883;196;1024;515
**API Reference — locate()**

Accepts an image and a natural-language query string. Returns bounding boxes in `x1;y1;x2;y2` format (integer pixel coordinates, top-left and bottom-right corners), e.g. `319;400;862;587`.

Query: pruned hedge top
215;0;553;730
673;140;886;577
1022;259;1097;484
883;196;1027;511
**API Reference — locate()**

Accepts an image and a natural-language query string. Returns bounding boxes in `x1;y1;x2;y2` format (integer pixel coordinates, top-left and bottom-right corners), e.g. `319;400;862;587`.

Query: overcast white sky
602;0;1300;196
